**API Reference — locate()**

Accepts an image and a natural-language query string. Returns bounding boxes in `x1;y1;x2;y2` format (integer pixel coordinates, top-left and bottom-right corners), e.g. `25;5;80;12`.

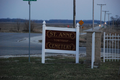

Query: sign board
45;30;76;51
42;21;80;63
23;0;37;1
79;20;84;25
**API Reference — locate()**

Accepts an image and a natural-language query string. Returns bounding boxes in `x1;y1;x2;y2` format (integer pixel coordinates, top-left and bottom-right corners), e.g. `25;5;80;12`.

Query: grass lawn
0;57;120;80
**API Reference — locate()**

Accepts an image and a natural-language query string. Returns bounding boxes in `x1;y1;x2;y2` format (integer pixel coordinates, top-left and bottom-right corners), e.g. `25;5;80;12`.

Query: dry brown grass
0;22;93;33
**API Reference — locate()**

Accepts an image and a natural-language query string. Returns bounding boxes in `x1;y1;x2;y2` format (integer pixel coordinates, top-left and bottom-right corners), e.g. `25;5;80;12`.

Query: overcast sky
0;0;120;21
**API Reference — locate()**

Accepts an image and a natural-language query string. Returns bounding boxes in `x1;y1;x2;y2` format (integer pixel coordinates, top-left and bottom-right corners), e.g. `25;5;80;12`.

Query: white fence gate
103;32;120;62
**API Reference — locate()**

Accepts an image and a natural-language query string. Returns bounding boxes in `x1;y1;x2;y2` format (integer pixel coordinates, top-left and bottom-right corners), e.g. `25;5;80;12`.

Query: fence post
76;23;79;63
118;34;119;61
109;33;111;61
91;32;95;69
115;33;116;61
103;32;105;62
112;34;114;61
107;34;108;61
42;21;46;63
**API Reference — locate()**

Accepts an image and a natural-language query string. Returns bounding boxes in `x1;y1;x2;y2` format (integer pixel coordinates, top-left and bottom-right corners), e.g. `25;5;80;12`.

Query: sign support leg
42;21;46;63
76;23;79;63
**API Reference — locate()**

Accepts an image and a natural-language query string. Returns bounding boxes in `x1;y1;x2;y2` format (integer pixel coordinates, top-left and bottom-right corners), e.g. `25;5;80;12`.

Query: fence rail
103;32;120;62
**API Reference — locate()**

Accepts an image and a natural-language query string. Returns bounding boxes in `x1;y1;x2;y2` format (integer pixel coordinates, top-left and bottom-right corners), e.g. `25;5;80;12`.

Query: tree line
110;15;120;27
0;18;102;24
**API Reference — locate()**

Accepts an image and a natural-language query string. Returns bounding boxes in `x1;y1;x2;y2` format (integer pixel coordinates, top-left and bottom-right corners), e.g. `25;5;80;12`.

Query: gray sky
0;0;120;21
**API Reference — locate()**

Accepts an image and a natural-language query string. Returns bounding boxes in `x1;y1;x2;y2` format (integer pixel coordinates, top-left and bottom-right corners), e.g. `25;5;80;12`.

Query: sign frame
42;21;80;63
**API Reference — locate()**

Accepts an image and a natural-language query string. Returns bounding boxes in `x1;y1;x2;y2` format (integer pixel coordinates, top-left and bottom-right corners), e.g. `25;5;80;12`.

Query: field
0;22;94;33
0;57;120;80
0;22;42;33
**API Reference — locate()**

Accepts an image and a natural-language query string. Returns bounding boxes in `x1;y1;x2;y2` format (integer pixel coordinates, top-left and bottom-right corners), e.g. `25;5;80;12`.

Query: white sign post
42;21;80;63
91;32;95;69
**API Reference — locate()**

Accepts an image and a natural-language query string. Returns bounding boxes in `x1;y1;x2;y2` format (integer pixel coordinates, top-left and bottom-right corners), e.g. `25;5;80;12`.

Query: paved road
84;26;101;31
0;32;42;55
0;32;87;55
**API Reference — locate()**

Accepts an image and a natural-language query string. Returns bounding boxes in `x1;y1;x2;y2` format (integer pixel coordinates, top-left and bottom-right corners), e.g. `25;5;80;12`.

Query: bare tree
111;16;120;27
24;20;35;32
16;18;21;31
111;16;114;28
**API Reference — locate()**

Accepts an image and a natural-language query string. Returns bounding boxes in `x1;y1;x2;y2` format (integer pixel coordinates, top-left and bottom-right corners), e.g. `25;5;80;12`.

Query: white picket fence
103;32;120;62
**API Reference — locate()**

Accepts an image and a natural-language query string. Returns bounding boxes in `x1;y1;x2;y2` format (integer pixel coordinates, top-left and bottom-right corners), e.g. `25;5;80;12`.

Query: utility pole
107;13;111;28
97;4;106;27
103;11;109;28
73;0;76;28
92;0;94;30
